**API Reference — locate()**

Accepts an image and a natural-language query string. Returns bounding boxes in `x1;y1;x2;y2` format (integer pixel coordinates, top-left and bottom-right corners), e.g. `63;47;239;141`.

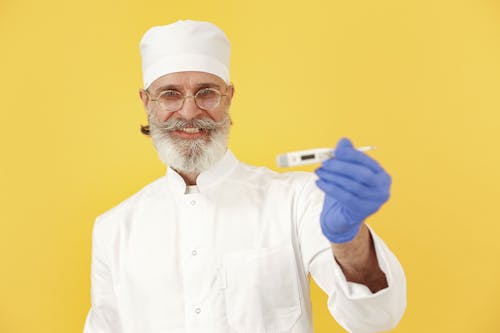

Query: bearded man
84;20;406;333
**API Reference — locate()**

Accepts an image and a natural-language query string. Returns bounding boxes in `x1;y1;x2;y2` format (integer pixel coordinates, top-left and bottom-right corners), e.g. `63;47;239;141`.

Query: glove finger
316;179;370;212
316;168;389;201
334;137;355;151
317;161;381;188
372;171;392;187
329;146;383;174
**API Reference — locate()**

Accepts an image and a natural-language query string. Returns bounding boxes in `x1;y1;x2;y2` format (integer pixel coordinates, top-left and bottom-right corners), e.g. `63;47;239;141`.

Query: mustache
150;115;231;133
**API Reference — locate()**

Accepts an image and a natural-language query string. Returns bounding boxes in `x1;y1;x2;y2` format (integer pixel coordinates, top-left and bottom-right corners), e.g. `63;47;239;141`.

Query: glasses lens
195;89;220;111
158;90;183;111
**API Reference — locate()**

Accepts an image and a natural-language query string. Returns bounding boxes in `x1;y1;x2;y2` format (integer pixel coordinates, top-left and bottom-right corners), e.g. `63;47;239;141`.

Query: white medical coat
83;150;406;333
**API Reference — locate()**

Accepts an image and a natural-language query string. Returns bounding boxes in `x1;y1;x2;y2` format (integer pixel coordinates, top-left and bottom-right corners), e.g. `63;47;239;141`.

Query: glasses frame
145;86;231;112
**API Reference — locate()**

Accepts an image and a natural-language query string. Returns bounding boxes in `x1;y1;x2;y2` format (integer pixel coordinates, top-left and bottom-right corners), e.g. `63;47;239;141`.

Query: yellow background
1;0;499;332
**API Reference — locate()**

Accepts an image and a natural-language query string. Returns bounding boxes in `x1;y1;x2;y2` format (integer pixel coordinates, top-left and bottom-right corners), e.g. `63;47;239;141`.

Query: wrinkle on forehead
153;82;223;94
149;71;226;94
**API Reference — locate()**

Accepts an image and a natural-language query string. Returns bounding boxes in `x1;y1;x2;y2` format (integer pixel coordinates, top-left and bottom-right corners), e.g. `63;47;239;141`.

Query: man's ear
139;89;150;115
226;84;235;106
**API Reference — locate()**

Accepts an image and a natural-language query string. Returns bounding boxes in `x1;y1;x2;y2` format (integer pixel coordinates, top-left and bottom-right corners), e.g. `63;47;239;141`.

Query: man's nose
177;96;202;120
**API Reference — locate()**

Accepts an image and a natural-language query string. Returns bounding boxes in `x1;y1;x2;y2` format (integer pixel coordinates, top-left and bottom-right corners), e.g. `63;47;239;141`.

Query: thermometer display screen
301;154;315;161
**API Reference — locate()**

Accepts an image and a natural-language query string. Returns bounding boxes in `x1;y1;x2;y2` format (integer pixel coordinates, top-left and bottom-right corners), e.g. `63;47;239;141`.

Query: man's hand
315;138;392;244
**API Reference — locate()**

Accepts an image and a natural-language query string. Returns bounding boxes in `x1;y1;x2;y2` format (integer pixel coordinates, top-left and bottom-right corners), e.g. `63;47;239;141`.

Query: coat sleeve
83;217;123;333
295;174;407;333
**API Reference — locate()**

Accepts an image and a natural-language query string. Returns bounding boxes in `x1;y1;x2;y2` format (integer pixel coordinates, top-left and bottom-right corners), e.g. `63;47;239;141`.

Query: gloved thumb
334;137;354;156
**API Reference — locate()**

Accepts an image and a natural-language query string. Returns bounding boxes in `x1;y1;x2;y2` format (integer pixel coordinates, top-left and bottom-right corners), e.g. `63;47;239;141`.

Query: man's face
140;71;234;174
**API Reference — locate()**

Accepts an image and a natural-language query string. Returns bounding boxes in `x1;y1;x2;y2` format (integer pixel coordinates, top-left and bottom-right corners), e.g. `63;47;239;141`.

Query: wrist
331;225;388;292
331;224;371;264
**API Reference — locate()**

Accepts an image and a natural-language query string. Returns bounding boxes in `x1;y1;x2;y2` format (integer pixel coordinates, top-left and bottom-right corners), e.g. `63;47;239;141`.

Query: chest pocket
222;246;302;333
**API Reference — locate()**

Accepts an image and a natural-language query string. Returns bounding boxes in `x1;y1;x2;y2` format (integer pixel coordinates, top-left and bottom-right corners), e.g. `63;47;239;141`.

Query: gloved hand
315;138;392;243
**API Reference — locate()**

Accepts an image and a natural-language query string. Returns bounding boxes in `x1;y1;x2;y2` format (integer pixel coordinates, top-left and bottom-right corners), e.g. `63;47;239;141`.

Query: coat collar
165;149;238;195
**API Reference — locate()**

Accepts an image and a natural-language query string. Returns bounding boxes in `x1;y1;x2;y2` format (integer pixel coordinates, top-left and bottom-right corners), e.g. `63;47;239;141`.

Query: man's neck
178;171;199;186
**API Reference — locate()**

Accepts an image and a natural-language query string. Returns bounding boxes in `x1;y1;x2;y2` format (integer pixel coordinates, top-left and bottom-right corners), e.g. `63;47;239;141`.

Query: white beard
149;113;231;174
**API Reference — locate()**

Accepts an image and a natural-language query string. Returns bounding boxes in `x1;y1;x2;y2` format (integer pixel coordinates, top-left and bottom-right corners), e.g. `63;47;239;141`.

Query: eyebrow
153;82;222;94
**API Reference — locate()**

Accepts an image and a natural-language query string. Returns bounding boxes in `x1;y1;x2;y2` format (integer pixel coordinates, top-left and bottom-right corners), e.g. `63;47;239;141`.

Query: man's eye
163;90;180;97
197;89;217;97
159;91;182;101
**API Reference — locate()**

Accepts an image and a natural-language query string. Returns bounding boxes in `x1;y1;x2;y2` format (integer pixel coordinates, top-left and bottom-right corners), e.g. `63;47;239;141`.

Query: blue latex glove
315;138;392;243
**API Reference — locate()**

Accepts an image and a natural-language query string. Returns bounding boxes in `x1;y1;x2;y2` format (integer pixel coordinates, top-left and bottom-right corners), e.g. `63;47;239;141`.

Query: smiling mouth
171;127;211;139
179;127;202;133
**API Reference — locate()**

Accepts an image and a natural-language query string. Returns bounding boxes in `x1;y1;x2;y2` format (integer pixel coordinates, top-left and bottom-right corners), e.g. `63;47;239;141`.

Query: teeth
180;127;200;133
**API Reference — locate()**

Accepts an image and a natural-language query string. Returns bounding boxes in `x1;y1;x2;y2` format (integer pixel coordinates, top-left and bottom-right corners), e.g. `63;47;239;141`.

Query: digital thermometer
276;146;376;168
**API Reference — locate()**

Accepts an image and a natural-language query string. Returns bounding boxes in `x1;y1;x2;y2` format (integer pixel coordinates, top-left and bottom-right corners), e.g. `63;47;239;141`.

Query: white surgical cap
139;20;230;89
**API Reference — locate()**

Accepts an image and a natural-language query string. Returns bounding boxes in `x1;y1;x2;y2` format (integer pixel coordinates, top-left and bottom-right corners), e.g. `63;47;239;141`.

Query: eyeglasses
145;86;230;112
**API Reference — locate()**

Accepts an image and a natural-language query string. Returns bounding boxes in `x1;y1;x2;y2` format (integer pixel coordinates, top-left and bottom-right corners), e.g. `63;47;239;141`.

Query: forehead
148;71;226;93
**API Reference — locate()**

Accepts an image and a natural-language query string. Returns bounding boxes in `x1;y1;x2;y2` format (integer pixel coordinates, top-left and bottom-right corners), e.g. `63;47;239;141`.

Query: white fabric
83;150;406;333
140;20;230;89
185;185;199;194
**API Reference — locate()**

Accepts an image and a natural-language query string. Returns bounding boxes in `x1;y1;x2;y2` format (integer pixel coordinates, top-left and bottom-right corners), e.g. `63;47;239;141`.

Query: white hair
149;113;231;174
